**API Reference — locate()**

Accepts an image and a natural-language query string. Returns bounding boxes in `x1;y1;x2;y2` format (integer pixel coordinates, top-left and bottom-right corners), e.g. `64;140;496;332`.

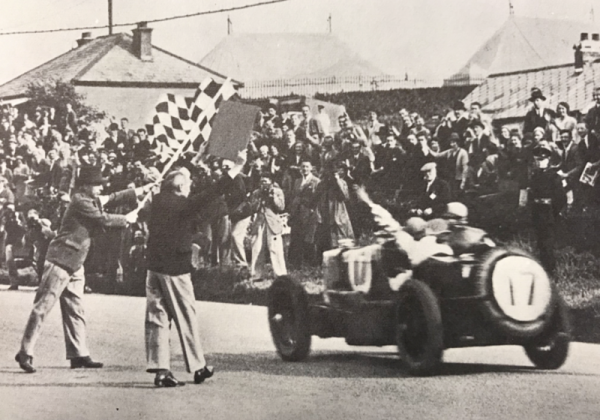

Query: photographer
242;172;286;281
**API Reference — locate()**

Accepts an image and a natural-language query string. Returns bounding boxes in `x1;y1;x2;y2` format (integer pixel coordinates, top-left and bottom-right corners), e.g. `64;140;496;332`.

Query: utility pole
327;13;332;33
108;0;113;34
591;4;596;24
227;15;232;35
508;0;514;16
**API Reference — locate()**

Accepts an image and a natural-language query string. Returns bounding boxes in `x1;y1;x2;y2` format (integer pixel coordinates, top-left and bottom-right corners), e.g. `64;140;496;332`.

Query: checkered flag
145;78;236;161
186;77;237;150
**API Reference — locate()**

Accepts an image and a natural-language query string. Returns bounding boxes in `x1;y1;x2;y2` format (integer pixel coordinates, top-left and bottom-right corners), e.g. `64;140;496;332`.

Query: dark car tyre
474;247;555;338
396;279;444;376
524;295;571;370
268;276;312;362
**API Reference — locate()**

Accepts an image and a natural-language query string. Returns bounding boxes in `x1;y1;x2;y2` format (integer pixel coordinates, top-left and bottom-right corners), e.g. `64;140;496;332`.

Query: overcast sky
1;0;600;85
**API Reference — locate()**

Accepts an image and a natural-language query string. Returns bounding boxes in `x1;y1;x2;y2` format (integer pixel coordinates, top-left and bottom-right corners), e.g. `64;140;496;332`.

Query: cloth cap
420;162;437;172
444;202;468;219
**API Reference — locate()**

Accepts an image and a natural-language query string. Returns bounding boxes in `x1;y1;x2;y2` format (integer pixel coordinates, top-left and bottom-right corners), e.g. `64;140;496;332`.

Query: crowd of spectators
2;84;600;289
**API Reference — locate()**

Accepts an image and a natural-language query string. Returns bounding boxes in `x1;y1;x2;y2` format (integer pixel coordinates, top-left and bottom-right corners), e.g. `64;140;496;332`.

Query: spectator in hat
441;100;471;141
527;144;566;274
15;166;147;374
523;88;548;135
411;162;451;218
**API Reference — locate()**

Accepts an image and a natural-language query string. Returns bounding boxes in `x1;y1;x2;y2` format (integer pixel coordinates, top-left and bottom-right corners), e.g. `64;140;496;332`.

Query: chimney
575;31;600;74
76;32;93;47
132;22;153;62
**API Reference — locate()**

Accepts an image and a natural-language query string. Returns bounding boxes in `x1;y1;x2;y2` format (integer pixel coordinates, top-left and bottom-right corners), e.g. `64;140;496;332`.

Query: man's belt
533;198;552;205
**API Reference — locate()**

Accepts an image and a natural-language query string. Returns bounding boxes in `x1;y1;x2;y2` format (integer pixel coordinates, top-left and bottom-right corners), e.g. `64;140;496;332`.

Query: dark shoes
194;365;214;384
70;356;104;369
15;353;36;373
154;370;185;387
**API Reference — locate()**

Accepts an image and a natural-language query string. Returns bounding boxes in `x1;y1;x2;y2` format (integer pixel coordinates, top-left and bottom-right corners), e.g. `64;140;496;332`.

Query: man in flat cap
412;162;451;218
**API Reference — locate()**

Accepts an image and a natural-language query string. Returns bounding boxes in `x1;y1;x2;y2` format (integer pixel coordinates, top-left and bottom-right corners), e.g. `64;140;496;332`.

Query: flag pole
136;78;234;210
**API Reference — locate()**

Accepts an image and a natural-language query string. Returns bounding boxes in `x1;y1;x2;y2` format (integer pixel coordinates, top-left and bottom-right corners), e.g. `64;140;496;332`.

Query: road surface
1;286;599;420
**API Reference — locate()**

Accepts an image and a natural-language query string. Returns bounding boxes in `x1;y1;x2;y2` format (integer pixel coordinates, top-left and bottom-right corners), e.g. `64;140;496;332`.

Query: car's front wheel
268;276;311;362
524;295;571;370
396;279;444;376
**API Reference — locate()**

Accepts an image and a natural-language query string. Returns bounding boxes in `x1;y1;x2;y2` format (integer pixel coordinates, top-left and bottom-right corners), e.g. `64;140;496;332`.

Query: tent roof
450;16;594;81
198;33;386;81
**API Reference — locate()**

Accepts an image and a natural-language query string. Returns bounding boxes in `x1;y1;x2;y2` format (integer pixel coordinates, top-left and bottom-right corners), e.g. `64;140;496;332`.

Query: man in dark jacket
528;144;567;274
523;88;548;135
412;162;451;218
141;152;246;387
15;166;144;373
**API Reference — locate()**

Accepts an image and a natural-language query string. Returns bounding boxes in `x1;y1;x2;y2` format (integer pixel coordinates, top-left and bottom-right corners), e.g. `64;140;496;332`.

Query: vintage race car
267;226;571;376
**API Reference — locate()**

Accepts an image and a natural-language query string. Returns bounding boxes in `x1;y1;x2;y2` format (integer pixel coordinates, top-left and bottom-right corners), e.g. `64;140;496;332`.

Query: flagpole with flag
136;77;236;210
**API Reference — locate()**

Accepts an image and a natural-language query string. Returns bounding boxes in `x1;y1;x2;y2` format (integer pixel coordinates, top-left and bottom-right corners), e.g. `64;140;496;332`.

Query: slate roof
463;61;600;120
198;33;385;81
450;16;594;82
0;32;239;99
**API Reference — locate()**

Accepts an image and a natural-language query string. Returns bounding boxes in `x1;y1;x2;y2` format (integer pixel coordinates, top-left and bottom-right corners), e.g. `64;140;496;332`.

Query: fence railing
239;75;476;99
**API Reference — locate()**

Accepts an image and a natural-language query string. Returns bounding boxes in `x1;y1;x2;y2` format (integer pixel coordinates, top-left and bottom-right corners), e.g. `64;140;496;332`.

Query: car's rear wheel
474;247;555;338
396;279;444;376
268;276;311;361
524;295;571;370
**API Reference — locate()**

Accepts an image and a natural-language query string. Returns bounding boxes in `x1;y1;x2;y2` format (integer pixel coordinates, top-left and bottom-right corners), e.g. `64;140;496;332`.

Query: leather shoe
194;366;214;384
15;353;36;373
155;371;185;387
70;356;103;369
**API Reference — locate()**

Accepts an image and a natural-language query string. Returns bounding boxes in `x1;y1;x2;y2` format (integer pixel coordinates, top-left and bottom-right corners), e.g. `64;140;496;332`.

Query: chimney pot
77;32;94;47
132;22;153;62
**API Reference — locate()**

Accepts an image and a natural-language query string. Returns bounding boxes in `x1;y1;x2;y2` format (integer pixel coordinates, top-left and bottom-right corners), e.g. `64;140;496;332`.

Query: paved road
1;286;600;420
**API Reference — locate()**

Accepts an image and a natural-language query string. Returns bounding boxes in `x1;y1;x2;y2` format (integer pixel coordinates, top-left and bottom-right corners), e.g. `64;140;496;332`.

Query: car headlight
491;256;552;322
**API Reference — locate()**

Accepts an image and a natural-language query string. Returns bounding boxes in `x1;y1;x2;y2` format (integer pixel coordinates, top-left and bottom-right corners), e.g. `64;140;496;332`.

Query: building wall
75;86;197;129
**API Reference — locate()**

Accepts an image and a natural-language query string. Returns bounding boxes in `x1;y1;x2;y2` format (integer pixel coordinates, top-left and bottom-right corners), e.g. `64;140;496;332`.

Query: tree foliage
25;79;106;124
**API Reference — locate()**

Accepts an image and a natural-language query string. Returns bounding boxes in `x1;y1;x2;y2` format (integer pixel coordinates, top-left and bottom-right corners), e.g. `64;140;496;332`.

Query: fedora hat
77;166;107;186
529;88;546;102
